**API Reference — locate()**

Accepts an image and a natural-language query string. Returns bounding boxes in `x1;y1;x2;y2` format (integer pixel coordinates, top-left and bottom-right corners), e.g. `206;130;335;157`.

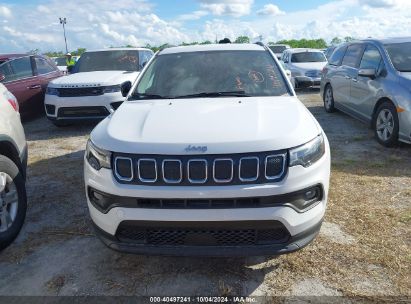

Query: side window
0;62;13;82
341;44;364;68
139;51;153;70
34;57;56;74
3;57;33;82
359;45;382;70
328;46;346;66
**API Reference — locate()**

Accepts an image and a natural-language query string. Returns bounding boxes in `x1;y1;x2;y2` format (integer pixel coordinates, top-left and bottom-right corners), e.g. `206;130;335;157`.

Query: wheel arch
0;140;24;179
371;97;395;127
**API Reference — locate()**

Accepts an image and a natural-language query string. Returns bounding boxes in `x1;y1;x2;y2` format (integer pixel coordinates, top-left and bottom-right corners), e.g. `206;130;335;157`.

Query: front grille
58;106;110;118
57;87;104;97
116;221;290;246
305;70;321;78
110;101;123;110
112;151;287;186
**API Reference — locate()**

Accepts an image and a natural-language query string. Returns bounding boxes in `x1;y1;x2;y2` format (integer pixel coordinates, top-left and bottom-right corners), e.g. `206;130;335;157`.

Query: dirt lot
0;90;410;298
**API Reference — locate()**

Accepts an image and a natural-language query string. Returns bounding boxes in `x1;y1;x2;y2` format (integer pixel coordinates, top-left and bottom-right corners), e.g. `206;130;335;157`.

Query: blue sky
0;0;410;52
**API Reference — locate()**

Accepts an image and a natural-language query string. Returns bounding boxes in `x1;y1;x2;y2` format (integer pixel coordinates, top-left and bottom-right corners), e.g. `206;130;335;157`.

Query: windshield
54;57;67;66
384;42;411;72
291;52;326;63
132;50;289;99
270;46;287;53
73;50;140;73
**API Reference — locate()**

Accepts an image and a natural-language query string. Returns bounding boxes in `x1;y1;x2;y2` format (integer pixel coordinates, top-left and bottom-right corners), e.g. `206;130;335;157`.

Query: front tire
323;84;335;113
0;155;27;250
374;102;399;147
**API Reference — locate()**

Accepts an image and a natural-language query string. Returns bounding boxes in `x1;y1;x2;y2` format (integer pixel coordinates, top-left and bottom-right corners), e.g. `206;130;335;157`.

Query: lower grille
58;106;109;118
116;221;290;246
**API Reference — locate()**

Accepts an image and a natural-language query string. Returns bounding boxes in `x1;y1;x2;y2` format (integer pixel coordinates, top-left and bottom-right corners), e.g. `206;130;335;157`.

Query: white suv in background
84;43;330;256
282;48;328;89
0;83;27;250
45;48;153;126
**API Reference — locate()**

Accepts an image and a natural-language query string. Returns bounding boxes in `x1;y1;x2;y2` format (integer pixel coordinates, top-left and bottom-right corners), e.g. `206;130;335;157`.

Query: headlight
86;139;112;170
289;134;325;168
46;87;59;96
103;85;121;94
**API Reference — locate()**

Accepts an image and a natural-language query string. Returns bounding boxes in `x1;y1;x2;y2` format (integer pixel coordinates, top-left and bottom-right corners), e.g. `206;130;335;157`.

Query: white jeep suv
45;48;153;126
0;83;27;250
84;44;331;256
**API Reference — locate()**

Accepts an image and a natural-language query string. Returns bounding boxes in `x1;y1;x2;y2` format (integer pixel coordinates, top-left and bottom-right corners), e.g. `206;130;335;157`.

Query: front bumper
93;219;323;257
295;76;321;87
84;139;330;255
44;92;125;121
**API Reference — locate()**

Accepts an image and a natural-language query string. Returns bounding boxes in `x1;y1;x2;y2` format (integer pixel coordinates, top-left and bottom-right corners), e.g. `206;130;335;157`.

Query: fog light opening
88;156;101;171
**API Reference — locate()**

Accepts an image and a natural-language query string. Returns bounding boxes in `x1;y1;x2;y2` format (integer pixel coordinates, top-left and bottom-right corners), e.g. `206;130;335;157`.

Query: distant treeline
41;36;355;58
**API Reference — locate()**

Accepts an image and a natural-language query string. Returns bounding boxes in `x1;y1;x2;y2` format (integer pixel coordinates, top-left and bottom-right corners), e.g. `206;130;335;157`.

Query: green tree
330;37;342;45
344;36;355;43
234;36;250;44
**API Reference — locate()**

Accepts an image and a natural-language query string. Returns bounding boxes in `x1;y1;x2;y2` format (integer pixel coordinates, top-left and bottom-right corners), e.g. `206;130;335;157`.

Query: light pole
59;17;68;54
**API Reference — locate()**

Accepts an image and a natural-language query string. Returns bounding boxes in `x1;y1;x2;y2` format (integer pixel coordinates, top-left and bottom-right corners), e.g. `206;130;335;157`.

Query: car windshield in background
384;42;411;72
54;57;67;66
73;50;140;73
291;52;326;63
132;50;290;99
270;46;287;53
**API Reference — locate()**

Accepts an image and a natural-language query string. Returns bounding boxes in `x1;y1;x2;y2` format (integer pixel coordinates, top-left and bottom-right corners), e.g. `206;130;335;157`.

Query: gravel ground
0;90;410;298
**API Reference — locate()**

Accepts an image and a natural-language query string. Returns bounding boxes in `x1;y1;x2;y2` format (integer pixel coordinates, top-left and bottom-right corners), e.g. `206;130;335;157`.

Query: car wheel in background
0;155;27;250
374;102;399;147
323;85;336;113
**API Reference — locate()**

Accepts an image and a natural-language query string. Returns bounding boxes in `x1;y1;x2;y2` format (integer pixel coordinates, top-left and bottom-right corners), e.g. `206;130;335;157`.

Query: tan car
0;83;27;250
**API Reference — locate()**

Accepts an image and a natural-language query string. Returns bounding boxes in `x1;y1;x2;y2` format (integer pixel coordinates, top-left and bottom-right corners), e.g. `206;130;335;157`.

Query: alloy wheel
376;109;394;142
0;172;18;233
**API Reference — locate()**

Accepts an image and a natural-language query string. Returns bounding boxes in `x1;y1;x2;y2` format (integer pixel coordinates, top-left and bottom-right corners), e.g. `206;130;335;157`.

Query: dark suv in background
320;38;411;147
0;54;62;117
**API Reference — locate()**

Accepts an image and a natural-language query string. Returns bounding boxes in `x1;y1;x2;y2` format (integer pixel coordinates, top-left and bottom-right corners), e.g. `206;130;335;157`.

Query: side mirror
121;81;132;97
0;73;5;82
358;68;376;79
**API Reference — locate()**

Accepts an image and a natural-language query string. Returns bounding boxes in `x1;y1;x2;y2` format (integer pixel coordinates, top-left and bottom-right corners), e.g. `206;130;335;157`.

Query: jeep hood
91;96;322;154
49;71;139;87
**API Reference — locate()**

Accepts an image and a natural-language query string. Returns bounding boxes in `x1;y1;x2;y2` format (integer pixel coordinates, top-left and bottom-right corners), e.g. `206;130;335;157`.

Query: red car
0;54;63;116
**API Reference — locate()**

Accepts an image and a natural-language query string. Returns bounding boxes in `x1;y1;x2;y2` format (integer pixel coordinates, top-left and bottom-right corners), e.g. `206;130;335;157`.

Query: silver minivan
320;37;411;147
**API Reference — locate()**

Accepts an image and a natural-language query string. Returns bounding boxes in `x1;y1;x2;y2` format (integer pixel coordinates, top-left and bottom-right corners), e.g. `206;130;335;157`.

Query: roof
160;43;265;55
0;53;29;60
285;48;323;54
85;47;152;53
362;37;411;44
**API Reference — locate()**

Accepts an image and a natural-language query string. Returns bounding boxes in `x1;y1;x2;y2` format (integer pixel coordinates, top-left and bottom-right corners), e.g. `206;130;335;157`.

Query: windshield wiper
128;93;171;100
172;91;251;99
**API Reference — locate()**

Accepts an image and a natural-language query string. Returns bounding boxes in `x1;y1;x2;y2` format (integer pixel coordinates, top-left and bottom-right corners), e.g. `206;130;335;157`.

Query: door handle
352;78;358;82
345;76;351;80
27;84;41;90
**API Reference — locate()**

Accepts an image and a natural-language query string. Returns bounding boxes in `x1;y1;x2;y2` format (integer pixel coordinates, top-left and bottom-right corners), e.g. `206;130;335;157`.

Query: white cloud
177;10;208;21
37;5;51;13
257;4;285;16
199;0;254;17
0;6;11;18
2;0;411;53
